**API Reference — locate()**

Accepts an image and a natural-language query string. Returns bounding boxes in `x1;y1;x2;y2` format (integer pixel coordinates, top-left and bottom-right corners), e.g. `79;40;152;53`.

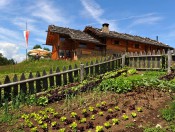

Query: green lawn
0;56;104;84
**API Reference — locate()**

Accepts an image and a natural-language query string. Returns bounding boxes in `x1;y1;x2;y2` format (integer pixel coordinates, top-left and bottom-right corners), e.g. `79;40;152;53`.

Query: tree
43;47;50;51
33;44;42;49
0;53;15;65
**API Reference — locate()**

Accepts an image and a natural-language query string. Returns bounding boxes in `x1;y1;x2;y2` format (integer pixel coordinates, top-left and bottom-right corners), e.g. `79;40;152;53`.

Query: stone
156;124;162;128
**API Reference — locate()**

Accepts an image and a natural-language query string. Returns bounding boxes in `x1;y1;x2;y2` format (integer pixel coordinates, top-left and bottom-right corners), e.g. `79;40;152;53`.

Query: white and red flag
23;30;30;48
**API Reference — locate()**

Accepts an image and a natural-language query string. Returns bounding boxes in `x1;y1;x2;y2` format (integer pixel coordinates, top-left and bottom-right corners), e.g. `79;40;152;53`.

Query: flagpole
26;21;27;61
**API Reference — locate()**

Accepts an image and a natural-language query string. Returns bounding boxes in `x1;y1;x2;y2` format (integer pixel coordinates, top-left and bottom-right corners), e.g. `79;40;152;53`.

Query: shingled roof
84;26;173;49
48;25;104;45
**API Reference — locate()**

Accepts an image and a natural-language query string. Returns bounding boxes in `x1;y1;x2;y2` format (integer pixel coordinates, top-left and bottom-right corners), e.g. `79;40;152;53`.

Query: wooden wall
106;38;167;54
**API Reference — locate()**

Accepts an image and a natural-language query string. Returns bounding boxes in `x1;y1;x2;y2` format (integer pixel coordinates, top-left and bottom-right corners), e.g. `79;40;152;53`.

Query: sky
0;0;175;62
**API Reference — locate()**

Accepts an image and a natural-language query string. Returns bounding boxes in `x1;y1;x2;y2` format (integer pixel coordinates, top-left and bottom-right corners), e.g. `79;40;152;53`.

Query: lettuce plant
101;101;106;106
112;118;119;125
70;122;77;130
108;108;113;113
30;127;38;132
37;96;48;106
104;121;111;129
95;126;104;132
82;109;87;114
96;103;101;108
98;111;104;116
80;118;86;123
25;120;33;128
21;114;29;120
51;121;57;127
70;112;77;118
58;128;66;132
122;114;129;120
90;115;95;120
131;112;137;118
41;123;47;129
137;107;143;112
114;106;120;111
88;106;94;112
60;116;67;122
38;120;43;125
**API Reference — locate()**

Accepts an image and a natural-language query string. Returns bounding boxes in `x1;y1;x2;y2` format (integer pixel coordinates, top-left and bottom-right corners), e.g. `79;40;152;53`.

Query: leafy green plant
161;109;175;121
30;127;38;132
27;95;37;105
122;114;129;120
82;108;87;114
38;120;43;125
114;106;120;111
127;68;137;75
144;127;166;132
70;112;77;118
21;114;29;120
108;108;113;113
88;106;94;112
96;103;101;108
90;115;95;120
161;101;175;121
53;112;59;117
25;120;33;128
41;123;47;129
70;122;77;130
37;96;48;106
137;107;143;112
45;107;54;113
112;118;119;125
95;125;104;132
101;101;106;106
58;128;66;132
80;118;86;123
131;112;137;118
60;116;67;122
98;111;104;116
51;121;57;127
104;121;111;129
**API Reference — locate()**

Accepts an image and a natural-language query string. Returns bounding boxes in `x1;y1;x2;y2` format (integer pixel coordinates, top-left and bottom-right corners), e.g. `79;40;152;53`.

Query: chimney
102;23;109;33
156;36;159;41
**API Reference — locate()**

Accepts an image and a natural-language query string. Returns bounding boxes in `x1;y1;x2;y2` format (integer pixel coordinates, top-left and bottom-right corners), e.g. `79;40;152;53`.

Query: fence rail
0;49;175;104
0;56;122;104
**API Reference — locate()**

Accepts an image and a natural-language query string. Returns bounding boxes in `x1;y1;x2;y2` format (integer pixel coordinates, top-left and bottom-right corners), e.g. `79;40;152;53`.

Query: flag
23;30;30;48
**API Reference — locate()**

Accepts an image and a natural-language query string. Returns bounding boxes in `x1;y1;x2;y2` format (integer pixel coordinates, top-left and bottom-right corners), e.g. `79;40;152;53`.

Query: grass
0;56;104;83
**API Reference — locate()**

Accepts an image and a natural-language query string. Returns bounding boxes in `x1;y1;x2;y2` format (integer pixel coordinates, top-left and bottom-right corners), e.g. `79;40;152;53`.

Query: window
60;37;65;41
113;40;120;45
95;45;102;50
134;44;139;49
79;43;87;48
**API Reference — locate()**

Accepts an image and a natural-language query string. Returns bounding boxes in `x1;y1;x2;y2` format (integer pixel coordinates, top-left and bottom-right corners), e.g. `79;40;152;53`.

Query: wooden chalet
46;23;173;60
46;25;105;60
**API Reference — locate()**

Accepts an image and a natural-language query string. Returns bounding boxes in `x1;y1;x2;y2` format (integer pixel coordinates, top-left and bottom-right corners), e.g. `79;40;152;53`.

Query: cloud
80;0;103;22
0;42;25;62
0;0;11;8
80;0;119;31
0;27;24;44
30;0;67;24
129;14;163;28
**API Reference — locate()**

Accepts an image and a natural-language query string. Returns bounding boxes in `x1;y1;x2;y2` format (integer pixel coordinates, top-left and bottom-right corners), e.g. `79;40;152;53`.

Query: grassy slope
0;56;103;84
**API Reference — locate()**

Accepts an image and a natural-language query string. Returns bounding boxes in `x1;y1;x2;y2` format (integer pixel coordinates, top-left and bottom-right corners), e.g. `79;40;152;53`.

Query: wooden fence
0;56;122;104
0;49;175;104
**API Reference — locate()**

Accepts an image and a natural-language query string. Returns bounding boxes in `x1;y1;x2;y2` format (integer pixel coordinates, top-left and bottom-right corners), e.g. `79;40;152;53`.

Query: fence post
168;50;172;73
122;54;126;68
80;64;84;83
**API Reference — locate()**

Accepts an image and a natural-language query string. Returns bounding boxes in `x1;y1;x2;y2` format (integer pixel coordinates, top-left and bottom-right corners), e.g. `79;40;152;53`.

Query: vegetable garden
0;68;175;132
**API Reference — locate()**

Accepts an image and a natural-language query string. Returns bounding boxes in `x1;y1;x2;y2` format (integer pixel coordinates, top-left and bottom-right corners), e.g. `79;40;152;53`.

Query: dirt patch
3;88;172;132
